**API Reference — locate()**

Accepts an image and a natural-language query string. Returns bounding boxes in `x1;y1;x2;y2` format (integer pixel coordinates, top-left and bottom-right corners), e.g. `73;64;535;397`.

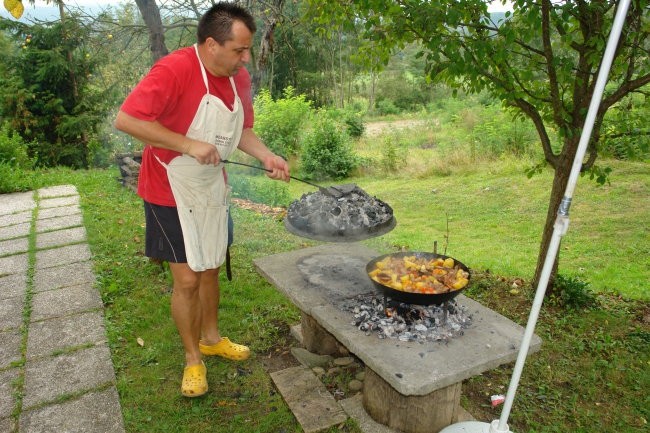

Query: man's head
197;2;256;45
196;2;256;77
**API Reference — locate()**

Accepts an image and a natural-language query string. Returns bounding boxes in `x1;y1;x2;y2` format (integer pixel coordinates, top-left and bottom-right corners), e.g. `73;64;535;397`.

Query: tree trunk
532;140;578;292
134;0;168;63
252;19;277;96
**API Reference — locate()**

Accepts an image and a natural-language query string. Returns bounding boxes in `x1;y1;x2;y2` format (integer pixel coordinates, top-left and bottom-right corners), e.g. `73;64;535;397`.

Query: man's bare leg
199;267;221;345
169;262;202;366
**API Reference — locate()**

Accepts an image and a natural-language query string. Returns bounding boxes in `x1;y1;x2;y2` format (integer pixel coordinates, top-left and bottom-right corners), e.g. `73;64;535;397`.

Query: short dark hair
197;2;257;45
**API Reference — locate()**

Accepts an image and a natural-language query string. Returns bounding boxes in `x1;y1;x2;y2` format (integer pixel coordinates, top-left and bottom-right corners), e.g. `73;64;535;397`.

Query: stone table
254;243;541;433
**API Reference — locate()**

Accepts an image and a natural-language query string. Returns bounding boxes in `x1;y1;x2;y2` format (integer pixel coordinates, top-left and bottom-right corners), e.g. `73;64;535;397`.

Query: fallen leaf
137;337;145;347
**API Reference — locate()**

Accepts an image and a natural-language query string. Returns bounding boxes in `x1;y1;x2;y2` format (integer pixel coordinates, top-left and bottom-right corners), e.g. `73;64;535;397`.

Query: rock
312;367;326;378
327;367;342;376
290;347;333;369
348;379;363;392
333;356;355;367
355;371;365;381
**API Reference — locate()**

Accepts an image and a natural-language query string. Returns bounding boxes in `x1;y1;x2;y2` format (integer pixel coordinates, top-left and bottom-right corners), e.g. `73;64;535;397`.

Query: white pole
496;0;632;430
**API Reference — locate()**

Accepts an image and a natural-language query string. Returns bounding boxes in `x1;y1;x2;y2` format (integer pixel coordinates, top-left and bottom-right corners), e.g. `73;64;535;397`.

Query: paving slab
339;394;398;433
0;416;16;433
20;387;124;433
0;273;26;300
0;369;19;418
38;204;81;219
0;253;28;276
0;222;30;241
36;226;86;250
0;328;22;369
33;261;96;293
0;210;31;227
0;237;29;257
31;283;102;321
27;311;108;359
254;243;542;396
38;185;78;198
0;295;24;331
0;191;34;215
39;195;80;209
271;365;348;433
34;244;91;269
22;345;116;409
35;213;83;233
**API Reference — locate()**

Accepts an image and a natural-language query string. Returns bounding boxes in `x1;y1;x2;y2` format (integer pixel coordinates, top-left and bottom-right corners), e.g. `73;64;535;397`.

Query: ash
340;294;473;343
286;184;393;240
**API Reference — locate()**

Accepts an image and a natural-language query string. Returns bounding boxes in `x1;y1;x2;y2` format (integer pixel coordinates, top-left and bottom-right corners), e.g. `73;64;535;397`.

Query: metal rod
496;1;632;430
222;159;343;194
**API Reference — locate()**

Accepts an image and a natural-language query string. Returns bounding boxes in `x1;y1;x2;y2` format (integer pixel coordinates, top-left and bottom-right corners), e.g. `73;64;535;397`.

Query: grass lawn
7;154;648;432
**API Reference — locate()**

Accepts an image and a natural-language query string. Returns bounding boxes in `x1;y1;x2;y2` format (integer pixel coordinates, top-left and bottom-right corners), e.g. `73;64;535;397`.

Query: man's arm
238;128;290;181
113;111;223;166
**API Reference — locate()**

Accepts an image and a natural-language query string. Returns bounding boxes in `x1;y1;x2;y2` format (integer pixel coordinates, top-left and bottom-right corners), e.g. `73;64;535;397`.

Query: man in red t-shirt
114;2;289;398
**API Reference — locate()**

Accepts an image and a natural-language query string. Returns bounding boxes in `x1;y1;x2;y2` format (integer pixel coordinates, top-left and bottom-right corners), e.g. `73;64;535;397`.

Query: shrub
0;122;33;169
552;274;598;310
253;87;312;158
300;111;359;180
375;99;400;116
380;133;403;172
343;110;365;139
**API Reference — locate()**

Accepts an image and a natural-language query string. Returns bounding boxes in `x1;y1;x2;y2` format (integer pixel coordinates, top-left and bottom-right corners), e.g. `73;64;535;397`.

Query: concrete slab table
254;243;542;433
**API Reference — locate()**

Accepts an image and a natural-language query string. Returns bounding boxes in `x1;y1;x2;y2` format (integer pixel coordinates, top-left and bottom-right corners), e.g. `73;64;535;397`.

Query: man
114;2;289;398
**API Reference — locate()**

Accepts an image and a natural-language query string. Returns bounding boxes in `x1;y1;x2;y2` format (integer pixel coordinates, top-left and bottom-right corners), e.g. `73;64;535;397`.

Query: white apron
157;44;244;272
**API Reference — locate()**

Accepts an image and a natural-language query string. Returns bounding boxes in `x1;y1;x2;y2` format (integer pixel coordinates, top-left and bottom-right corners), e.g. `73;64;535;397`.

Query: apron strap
225;247;232;281
193;44;210;94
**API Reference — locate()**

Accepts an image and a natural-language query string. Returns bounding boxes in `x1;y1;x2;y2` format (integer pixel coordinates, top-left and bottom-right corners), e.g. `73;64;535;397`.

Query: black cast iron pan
366;251;471;305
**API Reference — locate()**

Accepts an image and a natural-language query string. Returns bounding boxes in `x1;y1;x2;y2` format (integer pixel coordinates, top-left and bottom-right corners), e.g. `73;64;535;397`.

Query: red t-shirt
120;46;255;206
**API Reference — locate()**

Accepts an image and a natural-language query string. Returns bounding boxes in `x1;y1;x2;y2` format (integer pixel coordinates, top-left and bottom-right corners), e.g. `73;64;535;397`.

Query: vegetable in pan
368;255;470;294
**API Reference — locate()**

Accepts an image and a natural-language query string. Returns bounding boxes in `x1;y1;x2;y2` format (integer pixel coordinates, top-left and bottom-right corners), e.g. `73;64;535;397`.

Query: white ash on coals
340;294;473;343
285;184;394;241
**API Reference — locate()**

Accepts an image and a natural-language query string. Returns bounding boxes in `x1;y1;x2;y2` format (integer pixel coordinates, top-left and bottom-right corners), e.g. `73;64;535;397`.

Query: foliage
342;110;365;139
0;121;32;168
0;15;117;168
306;0;650;289
379;133;402;172
600;94;650;161
253;86;312;158
549;274;599;310
300;110;359;179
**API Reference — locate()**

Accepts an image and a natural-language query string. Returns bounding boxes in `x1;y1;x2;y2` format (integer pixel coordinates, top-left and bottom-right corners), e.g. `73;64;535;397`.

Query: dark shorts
143;201;233;264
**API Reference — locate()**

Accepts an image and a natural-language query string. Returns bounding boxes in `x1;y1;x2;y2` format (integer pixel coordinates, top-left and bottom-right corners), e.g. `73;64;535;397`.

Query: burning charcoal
285;185;395;242
340;293;472;343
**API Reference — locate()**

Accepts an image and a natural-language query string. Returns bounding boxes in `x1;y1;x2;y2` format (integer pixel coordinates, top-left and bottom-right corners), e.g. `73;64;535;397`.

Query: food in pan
368;255;469;294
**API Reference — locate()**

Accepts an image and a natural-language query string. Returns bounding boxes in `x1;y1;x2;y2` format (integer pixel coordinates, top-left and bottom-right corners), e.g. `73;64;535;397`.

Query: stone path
0;185;124;433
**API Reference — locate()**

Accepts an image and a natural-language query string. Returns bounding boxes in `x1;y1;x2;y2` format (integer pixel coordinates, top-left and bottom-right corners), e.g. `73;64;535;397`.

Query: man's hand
185;139;222;166
262;154;290;181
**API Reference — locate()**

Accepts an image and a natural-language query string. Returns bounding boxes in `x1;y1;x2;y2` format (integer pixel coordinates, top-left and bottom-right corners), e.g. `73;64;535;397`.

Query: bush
0;161;33;194
253;87;312;158
343;110;365;139
375;99;401;116
300;111;359;180
380;133;403;172
0;122;33;169
552;274;598;310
